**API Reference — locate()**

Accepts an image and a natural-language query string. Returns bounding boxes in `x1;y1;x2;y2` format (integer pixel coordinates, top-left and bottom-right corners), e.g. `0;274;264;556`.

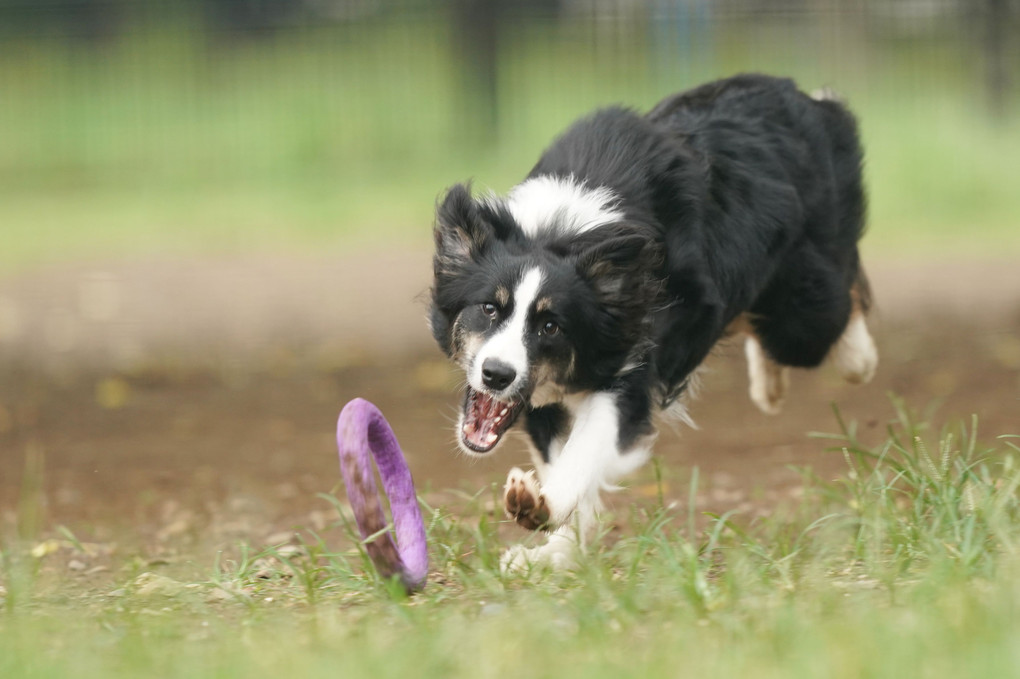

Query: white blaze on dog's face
468;268;543;394
457;267;545;455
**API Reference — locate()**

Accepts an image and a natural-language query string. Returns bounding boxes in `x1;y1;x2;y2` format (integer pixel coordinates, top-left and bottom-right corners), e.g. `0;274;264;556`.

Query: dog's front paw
504;467;552;531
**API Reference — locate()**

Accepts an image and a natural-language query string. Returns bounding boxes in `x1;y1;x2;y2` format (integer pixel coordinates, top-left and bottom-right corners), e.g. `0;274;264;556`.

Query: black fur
431;74;868;453
524;404;569;464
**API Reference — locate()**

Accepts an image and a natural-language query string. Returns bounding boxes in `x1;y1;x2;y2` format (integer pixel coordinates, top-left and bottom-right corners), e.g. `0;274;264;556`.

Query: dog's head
429;183;662;455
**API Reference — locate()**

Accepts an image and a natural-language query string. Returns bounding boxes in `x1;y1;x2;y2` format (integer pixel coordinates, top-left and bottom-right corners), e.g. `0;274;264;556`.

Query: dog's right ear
434;183;492;273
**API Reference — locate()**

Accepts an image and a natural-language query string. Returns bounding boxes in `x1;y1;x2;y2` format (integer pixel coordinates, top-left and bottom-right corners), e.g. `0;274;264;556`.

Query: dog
428;74;877;571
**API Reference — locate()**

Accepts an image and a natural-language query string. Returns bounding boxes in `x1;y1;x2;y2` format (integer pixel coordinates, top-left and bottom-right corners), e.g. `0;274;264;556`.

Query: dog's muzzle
459;387;525;453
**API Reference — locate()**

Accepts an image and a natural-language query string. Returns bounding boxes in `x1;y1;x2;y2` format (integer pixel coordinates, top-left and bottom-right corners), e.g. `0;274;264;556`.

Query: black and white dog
429;74;877;570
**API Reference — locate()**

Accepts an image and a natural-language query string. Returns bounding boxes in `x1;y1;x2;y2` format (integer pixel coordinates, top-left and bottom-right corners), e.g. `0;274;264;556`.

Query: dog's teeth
500;407;508;416
485;432;498;444
493;416;502;424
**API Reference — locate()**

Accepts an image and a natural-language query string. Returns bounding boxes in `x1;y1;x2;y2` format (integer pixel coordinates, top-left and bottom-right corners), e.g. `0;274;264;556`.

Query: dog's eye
540;320;560;337
481;303;499;319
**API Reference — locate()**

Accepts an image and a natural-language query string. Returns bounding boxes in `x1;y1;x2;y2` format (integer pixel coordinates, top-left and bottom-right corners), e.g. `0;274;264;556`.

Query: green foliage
823;399;1020;580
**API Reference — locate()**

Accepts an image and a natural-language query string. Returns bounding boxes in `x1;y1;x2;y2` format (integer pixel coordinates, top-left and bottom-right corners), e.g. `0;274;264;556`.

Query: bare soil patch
1;250;1018;569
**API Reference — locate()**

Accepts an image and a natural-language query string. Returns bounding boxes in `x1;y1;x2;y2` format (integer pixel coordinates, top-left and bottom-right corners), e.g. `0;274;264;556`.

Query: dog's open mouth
460;387;525;453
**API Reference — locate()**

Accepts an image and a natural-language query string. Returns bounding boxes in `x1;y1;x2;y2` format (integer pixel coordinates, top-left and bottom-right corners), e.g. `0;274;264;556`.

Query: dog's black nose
481;359;516;391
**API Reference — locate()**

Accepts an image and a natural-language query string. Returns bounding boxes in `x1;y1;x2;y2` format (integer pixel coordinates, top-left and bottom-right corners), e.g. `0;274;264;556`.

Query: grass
2;16;1020;272
3;398;1020;678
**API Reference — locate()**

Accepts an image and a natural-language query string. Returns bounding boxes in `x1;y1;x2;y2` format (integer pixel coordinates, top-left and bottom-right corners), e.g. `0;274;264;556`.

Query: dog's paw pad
504;468;551;532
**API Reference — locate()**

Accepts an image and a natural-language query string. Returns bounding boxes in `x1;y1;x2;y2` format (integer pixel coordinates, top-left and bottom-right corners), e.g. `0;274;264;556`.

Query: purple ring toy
336;398;428;592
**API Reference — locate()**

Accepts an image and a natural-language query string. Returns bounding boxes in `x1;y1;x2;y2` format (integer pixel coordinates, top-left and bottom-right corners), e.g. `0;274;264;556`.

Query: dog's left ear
434;183;493;274
574;226;662;305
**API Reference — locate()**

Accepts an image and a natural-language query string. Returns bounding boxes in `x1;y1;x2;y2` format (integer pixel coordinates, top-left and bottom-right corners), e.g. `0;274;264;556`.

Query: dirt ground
1;249;1018;567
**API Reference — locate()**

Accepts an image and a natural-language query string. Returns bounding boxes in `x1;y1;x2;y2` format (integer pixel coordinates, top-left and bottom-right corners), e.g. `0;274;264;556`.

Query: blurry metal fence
0;1;1016;185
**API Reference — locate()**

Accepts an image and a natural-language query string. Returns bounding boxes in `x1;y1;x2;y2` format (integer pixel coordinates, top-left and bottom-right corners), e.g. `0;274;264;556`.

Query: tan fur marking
850;272;873;315
529;360;568;407
724;313;753;338
495;286;510;306
536;296;554;313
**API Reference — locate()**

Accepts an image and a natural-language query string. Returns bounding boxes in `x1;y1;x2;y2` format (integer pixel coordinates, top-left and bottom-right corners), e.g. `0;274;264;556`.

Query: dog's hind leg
830;273;877;384
744;334;790;415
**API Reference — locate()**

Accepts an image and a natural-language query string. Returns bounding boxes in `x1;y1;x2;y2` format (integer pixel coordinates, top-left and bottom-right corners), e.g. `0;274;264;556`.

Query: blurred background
1;0;1018;269
1;1;1018;557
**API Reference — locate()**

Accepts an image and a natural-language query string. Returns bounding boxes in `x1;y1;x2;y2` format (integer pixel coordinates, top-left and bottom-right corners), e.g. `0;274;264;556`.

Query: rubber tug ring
336;398;428;593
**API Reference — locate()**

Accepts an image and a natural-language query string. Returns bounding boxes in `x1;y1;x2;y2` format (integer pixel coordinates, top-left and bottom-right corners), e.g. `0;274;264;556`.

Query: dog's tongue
462;390;517;451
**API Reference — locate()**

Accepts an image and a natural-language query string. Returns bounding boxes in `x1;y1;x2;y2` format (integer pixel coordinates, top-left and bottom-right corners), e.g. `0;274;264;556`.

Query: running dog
428;74;877;570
